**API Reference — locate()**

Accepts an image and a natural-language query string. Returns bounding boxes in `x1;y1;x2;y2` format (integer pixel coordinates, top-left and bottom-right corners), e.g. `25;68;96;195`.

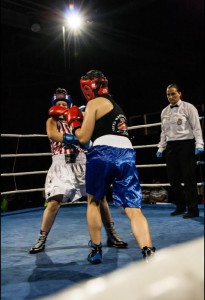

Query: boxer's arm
46;117;80;145
73;100;97;144
46;117;63;142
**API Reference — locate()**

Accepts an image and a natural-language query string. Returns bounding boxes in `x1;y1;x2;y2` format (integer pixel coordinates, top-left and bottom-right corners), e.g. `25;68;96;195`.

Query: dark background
1;0;204;134
1;0;204;208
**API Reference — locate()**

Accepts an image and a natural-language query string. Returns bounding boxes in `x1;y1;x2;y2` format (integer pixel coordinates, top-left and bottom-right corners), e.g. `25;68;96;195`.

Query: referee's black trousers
165;139;198;212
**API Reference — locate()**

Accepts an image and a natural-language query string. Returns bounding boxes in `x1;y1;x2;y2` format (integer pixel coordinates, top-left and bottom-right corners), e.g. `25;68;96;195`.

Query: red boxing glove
66;106;83;134
48;106;69;120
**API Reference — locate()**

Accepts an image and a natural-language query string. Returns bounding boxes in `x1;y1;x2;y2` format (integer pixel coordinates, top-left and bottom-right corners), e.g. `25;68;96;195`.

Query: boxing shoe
104;222;128;248
141;246;156;263
87;241;102;264
29;234;47;254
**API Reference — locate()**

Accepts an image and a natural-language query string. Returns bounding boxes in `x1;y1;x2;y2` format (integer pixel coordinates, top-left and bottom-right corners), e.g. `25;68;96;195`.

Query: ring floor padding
1;203;204;300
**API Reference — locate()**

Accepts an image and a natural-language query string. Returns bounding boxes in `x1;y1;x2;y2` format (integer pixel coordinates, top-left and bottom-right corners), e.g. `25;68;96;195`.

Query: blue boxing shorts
86;145;142;208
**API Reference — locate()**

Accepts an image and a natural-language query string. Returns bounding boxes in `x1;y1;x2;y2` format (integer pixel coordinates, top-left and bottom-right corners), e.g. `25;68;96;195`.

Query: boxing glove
66;106;84;134
48;106;69;120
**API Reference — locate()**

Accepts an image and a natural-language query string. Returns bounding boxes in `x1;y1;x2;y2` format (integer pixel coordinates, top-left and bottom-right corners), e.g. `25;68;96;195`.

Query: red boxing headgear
80;70;109;101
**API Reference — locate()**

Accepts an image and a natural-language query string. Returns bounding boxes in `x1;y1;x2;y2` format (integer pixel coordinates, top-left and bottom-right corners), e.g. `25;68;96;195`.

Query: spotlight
66;13;82;30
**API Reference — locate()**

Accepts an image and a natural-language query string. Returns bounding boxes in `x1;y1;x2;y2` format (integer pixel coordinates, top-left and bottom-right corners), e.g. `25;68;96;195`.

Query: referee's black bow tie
170;104;178;108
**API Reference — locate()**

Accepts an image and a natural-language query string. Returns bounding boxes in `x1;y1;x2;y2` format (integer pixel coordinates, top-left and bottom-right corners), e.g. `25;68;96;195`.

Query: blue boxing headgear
51;88;73;108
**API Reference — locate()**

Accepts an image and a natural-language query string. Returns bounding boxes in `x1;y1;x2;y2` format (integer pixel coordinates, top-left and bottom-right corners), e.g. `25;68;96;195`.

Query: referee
156;83;204;218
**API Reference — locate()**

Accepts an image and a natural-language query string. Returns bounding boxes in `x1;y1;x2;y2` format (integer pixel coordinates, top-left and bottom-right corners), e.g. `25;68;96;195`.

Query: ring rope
128;123;161;130
1;134;47;138
128;116;204;131
1;161;204;177
1;171;48;177
1;188;45;196
133;144;158;149
2;115;203;136
1;183;204;196
1;118;204;195
1;147;157;157
1;153;52;158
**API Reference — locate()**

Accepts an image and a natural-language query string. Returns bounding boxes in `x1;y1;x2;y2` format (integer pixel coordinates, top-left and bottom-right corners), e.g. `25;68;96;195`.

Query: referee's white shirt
158;100;204;152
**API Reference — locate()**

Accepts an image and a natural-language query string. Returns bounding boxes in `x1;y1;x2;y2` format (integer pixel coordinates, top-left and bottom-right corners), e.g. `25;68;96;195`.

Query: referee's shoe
183;210;199;219
170;208;186;216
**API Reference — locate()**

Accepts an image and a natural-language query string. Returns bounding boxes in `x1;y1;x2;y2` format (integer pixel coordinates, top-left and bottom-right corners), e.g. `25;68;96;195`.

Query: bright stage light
65;12;83;30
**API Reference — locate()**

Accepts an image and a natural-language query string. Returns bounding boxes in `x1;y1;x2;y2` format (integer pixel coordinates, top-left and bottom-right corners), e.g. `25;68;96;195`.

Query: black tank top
91;95;129;142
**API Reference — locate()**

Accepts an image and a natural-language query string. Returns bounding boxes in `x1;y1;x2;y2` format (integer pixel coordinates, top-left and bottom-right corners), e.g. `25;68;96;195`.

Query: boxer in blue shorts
64;70;156;264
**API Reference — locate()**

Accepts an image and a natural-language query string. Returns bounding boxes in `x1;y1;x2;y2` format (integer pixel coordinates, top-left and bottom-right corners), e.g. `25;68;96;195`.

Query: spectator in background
149;180;168;204
141;180;168;204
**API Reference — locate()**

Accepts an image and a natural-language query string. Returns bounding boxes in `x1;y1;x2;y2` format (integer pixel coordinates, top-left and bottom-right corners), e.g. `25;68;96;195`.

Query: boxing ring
1;119;204;300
